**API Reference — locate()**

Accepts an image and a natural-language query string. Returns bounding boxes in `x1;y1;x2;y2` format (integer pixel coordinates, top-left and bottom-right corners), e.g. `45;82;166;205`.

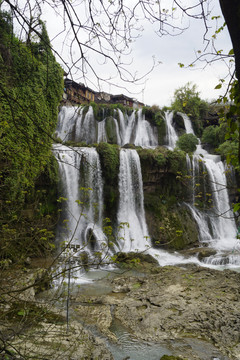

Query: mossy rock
105;116;119;144
122;143;136;149
144;198;199;250
96;142;120;184
116;251;159;264
114;251;159;270
96;142;120;221
138;147;187;178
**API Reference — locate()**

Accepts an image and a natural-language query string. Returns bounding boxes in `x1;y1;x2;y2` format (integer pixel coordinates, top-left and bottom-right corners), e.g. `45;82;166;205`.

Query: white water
164;111;178;149
57;106;158;147
179;111;194;134
134;109;158;147
165;112;239;266
54;107;240;273
116;148;203;266
53;144;199;280
54;145;108;257
117;149;151;252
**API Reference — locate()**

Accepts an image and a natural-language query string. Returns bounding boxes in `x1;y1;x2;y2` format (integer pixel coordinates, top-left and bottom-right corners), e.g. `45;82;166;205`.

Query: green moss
5;301;65;324
144;194;198;250
89;102;134;122
138;146;187;176
154;112;167;144
138;146;198;250
142;106;166;145
105;116;119;144
96;143;120;220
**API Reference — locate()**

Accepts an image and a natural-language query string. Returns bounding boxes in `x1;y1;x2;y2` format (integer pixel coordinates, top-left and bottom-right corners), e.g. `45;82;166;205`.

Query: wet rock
115;251;159;271
11;320;114;359
178;247;217;260
197;248;217;260
73;265;240;359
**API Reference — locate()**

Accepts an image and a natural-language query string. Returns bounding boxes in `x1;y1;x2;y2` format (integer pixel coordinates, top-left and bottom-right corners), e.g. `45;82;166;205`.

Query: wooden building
111;94;134;107
63;77;145;108
63;78;95;104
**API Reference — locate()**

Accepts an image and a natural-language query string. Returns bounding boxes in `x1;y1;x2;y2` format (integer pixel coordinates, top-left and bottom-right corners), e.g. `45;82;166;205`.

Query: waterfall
134;109;158;147
57;106;158;147
54;145;108;258
179;112;194;134
54;105;240;271
164;111;178;149
56;106;83;142
117;149;151;252
165;112;239;265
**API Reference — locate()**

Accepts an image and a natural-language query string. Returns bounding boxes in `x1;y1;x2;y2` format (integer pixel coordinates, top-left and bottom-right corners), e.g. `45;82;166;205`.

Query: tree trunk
219;0;240;81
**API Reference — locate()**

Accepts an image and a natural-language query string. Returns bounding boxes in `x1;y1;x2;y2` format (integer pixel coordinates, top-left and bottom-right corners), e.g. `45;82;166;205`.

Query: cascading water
56;106;83;142
165;111;239;266
54;144;108;258
117;149;151;252
164;111;178;149
55;105;240;271
57;106;158;147
134;109;158;147
179;112;194;134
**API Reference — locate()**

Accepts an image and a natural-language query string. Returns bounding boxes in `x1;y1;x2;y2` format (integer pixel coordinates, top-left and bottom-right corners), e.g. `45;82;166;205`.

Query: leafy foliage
201;123;227;150
212;79;240;170
171;83;209;136
176;133;199;153
138;146;187;175
0;11;63;261
0;20;63;201
171;83;208;118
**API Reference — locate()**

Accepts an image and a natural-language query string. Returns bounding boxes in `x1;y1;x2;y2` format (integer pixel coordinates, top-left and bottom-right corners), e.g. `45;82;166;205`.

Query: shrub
201;126;218;147
176;133;199;153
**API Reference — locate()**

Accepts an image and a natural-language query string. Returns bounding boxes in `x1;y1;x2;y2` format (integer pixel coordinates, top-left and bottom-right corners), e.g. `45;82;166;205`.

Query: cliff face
138;148;199;250
81;142;199;251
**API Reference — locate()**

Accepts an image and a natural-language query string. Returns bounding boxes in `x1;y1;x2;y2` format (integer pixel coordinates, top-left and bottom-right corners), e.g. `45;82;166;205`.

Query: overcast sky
43;0;233;107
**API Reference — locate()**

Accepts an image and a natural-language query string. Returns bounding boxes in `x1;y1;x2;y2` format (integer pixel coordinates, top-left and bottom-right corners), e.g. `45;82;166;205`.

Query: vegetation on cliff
176;133;199;153
170;83;209;137
137;146;198;250
96;142;120;221
0;10;63;262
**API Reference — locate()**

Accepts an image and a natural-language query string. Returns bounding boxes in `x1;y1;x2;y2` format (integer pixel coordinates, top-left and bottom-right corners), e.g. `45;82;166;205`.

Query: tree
171;83;209;120
219;0;240;82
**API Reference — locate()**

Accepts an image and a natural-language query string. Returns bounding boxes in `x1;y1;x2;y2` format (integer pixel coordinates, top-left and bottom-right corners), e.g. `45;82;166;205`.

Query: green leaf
17;309;25;316
228;49;234;55
233;203;240;213
215;84;222;89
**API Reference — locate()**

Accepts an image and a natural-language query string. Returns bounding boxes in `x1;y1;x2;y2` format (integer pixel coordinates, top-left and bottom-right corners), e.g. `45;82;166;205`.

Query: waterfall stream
164;111;178;149
54;106;240;274
117;149;151;252
54;144;108;258
56;106;158;147
164;111;239;266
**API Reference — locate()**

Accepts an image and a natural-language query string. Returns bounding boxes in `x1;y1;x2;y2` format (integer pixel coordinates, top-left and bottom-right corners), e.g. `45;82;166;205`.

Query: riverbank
73;263;240;360
1;261;240;359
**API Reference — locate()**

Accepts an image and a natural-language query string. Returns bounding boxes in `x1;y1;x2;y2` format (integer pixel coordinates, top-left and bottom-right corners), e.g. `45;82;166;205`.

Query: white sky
42;0;233;107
